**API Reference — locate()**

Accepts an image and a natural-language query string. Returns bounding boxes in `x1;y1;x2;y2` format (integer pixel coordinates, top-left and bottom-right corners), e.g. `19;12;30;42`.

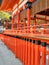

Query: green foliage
0;11;11;20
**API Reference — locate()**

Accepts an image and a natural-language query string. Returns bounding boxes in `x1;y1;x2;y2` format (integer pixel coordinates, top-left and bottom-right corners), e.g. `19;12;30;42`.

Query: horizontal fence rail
3;24;49;35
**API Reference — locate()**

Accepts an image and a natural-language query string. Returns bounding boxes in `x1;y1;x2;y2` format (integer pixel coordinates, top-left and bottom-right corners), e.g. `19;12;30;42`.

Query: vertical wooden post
27;8;31;26
26;2;32;33
17;13;20;29
34;16;36;25
23;19;26;33
34;15;36;30
12;17;14;29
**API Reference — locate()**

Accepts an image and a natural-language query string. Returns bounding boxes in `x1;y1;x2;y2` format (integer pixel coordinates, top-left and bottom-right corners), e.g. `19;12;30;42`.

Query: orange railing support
17;13;20;29
35;40;41;65
27;8;31;33
31;40;35;65
12;17;14;29
41;42;46;65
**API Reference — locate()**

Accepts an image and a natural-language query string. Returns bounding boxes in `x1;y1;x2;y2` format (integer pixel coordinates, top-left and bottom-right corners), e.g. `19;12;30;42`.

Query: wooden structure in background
0;1;49;65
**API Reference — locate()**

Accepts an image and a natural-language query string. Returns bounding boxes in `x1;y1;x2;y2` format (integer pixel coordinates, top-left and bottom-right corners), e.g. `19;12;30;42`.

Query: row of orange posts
0;33;49;65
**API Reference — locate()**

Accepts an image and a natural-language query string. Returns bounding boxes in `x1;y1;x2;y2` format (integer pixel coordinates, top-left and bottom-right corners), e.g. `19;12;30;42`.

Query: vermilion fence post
21;37;23;62
16;37;18;58
20;37;22;61
22;38;24;63
15;37;17;57
46;44;49;65
35;40;41;65
16;37;19;58
24;38;28;65
10;37;16;54
31;40;35;65
21;37;25;62
18;37;20;59
22;38;26;64
41;42;46;65
27;39;31;65
14;37;17;55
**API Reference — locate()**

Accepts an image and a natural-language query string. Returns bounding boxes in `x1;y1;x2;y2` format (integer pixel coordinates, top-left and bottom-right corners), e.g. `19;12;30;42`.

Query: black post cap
35;40;41;45
30;39;32;42
27;38;29;41
32;40;35;43
25;38;26;41
41;42;46;47
26;2;32;9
